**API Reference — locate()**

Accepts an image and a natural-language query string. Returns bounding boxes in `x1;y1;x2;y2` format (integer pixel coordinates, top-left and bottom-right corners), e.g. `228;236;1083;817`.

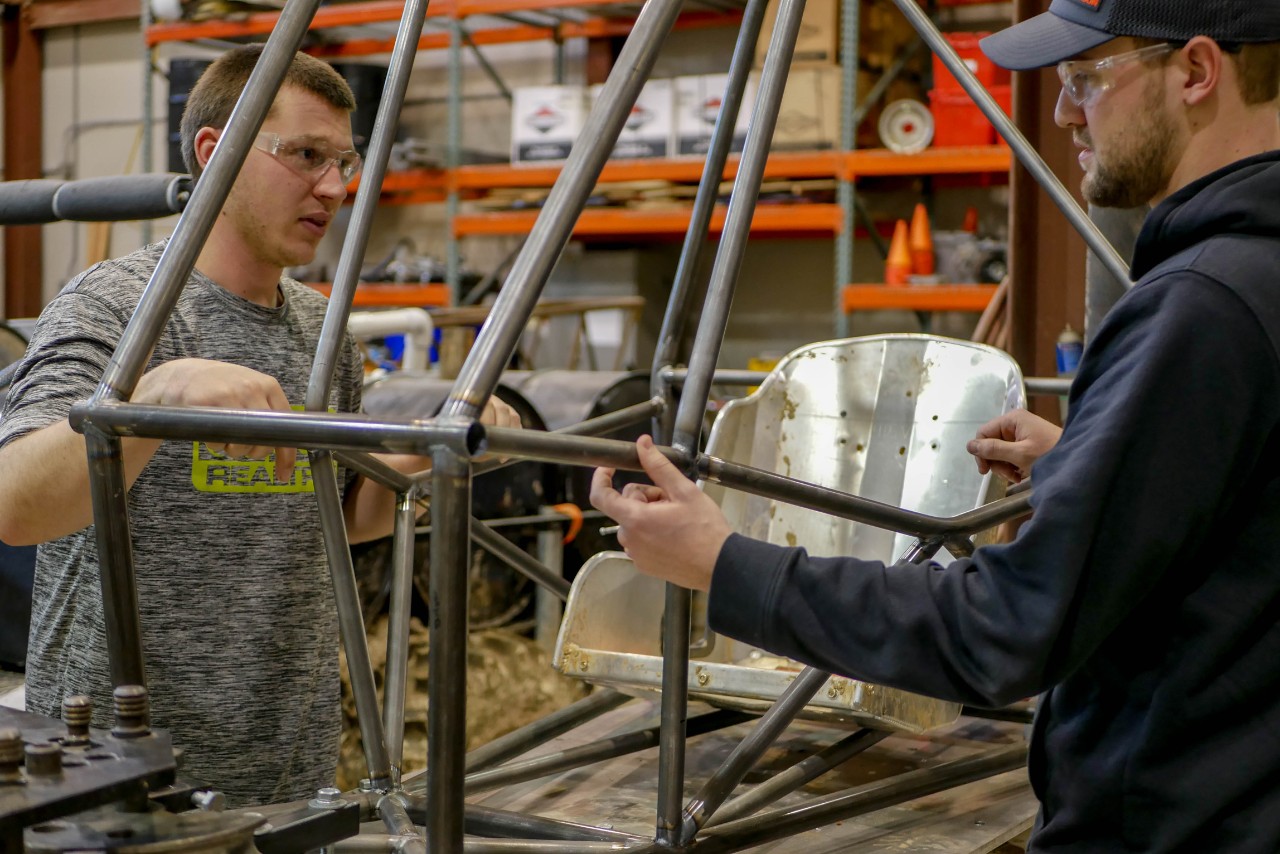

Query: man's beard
1082;80;1179;208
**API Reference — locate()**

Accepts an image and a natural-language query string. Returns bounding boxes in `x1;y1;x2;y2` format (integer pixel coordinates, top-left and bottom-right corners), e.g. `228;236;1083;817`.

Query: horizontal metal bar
399;797;645;844
334;450;417;493
333;837;637;853
660;368;768;388
69;401;482;457
483;428;688;472
1025;376;1072;397
461;689;631;774
463;710;750;795
471;519;571;600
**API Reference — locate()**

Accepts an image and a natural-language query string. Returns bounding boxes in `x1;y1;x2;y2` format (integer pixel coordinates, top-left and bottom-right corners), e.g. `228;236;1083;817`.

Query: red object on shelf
932;32;1011;92
909;203;935;276
929;84;1013;147
885;219;912;287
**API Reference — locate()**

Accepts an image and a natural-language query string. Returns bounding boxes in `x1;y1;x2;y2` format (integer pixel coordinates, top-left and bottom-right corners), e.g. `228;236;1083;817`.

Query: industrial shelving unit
143;0;1013;326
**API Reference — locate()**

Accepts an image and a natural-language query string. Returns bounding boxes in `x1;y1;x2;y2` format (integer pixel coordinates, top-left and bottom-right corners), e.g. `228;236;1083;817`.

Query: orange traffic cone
962;204;980;234
909;203;934;276
886;219;912;286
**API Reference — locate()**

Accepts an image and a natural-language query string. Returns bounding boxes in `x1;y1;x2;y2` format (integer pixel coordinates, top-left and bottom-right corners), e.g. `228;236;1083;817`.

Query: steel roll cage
65;0;1114;850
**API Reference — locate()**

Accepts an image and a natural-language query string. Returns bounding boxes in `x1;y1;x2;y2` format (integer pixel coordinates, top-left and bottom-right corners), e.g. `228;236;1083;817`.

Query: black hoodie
709;151;1280;852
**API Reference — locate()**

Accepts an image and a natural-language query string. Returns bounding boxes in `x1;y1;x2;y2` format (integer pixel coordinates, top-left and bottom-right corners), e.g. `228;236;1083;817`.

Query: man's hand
133;358;297;482
589;435;732;592
966;408;1063;483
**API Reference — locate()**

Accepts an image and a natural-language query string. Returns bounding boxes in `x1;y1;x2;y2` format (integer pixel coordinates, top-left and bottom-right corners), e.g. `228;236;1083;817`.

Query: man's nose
1054;87;1083;129
313;160;349;200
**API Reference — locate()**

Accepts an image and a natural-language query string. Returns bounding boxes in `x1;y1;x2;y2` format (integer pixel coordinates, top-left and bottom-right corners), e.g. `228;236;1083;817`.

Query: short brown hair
1232;42;1280;105
180;45;356;178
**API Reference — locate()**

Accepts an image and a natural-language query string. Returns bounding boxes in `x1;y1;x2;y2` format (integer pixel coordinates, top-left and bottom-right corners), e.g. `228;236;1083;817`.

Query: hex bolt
309;786;345;810
0;728;23;784
62;695;93;746
25;743;63;778
112;685;151;739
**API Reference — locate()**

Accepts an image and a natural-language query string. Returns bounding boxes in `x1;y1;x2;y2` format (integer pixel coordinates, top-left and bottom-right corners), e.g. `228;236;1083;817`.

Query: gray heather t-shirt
0;241;364;806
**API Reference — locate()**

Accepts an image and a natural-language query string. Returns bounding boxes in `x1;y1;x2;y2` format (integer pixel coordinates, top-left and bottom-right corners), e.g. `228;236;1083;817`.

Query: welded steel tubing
944;535;976;559
703;456;1034;537
314;452;393;787
84;431;146;687
400;798;644;844
427;448;472;854
463;710;750;794
679;666;830;843
334;450;415;493
442;0;684;420
306;0;431;410
684;744;1030;854
384;491;419;777
460;689;630;774
901;538;946;564
480;429;1035;536
471;519;571;600
93;1;322;399
655;583;692;846
379;794;427;854
887;0;1128;285
650;0;769;438
70;401;482;457
707;729;890;826
670;0;807;457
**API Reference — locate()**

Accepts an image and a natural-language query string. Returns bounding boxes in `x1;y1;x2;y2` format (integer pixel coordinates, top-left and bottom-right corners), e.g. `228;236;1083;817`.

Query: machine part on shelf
60;696;92;747
348;309;433;373
878;99;934;153
111;685;150;739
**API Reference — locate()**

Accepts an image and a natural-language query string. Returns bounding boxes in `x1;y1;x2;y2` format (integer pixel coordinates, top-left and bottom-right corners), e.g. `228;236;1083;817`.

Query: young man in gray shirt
0;46;516;806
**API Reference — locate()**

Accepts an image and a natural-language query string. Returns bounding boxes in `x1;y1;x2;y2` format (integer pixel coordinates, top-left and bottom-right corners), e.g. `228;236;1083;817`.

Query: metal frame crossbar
64;0;1111;850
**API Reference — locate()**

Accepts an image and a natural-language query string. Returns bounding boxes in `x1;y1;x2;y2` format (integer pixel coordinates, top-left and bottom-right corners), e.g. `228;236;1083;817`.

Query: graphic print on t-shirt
190;443;322;493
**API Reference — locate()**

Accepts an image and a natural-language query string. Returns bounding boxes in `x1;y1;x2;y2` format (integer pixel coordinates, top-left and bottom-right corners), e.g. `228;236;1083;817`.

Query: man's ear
1181;36;1225;107
193;127;221;171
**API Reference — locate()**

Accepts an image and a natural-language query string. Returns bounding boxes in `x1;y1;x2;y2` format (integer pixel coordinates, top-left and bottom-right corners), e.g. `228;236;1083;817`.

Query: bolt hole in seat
554;334;1024;732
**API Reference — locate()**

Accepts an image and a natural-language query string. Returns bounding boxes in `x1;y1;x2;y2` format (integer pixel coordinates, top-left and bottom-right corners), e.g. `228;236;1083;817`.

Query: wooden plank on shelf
305;282;451;308
26;0;140;29
842;284;998;313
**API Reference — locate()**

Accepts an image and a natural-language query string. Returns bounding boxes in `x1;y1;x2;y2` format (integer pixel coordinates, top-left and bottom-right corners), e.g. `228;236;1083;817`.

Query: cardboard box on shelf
673;73;758;156
511;85;589;163
757;0;839;67
590;78;676;159
773;65;841;150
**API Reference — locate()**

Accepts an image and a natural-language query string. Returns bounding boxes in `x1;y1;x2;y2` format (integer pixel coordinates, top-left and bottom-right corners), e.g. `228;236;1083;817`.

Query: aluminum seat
554;334;1025;732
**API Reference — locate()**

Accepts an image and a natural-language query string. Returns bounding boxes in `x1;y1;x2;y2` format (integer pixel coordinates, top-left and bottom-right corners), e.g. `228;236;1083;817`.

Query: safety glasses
253;132;362;184
1057;42;1176;107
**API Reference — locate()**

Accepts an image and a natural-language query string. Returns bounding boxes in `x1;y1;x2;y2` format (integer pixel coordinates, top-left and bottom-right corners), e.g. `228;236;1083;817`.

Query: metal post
313;452;393;788
535;512;565;650
655;582;690;847
707;729;889;826
384;490;419;779
446;17;463;299
84;431;145;687
306;0;433;410
834;0;860;338
886;0;1129;284
670;0;807;457
678;666;830;843
426;446;471;854
650;0;769;440
442;0;685;420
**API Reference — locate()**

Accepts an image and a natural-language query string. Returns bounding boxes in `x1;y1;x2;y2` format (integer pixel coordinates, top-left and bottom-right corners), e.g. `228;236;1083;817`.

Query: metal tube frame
68;0;1124;849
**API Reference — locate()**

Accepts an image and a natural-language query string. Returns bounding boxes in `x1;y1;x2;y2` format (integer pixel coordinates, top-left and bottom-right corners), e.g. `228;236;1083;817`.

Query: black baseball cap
980;0;1280;71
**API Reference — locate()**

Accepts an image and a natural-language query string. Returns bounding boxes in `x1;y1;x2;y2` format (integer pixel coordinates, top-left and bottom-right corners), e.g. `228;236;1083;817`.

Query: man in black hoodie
591;1;1280;850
